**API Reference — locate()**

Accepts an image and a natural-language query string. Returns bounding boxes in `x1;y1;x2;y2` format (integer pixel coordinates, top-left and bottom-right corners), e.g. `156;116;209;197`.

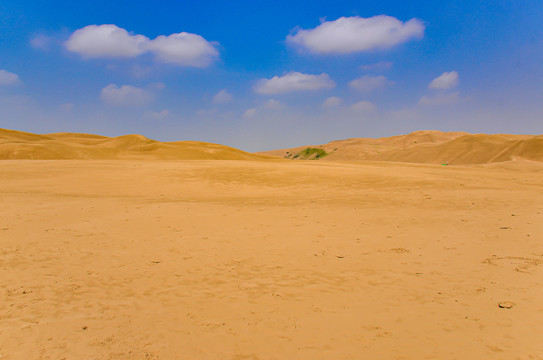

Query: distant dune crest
2;128;542;164
0;128;269;160
258;130;543;165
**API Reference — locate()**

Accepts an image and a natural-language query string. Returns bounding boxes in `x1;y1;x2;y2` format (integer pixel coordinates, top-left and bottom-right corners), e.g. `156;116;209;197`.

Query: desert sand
0;128;270;160
1;129;543;359
258;130;543;164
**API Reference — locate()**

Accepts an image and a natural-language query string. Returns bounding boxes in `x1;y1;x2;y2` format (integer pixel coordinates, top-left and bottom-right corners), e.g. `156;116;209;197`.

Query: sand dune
4;128;541;164
1;159;542;359
259;130;543;164
0;128;270;160
1;128;543;358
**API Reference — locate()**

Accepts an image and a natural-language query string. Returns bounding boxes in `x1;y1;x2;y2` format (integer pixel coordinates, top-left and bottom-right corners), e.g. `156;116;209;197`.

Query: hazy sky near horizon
1;0;542;151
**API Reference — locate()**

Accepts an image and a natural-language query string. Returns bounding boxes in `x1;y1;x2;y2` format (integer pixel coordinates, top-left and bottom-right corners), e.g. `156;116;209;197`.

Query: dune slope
259;130;543;164
0;128;270;160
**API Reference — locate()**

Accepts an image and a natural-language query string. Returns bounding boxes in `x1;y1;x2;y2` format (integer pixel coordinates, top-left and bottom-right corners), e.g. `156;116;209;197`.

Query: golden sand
0;128;270;160
1;157;543;359
258;130;543;164
1;128;543;359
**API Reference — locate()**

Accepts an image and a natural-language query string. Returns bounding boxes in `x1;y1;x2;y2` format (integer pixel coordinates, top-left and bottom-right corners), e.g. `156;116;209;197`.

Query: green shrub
292;147;328;160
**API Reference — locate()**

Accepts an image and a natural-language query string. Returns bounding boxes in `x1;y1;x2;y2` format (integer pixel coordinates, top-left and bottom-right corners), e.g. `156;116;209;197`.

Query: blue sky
1;0;542;151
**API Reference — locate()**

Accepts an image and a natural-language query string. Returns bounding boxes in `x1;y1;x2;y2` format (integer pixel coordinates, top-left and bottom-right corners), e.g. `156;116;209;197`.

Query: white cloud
287;15;425;54
419;92;461;106
65;24;218;67
359;61;393;71
263;99;282;109
100;84;153;106
0;70;20;86
322;96;342;108
255;72;335;94
212;89;233;104
243;108;257;118
144;109;169;119
428;71;459;89
349;75;393;92
65;25;148;58
240;100;282;120
350;100;377;113
145;32;219;67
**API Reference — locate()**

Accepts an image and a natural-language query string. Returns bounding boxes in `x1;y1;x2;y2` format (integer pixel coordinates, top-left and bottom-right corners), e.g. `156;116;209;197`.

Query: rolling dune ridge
259;130;543;164
0;128;270;160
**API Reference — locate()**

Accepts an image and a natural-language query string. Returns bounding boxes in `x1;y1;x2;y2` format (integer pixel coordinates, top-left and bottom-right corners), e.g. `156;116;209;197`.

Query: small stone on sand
498;301;515;309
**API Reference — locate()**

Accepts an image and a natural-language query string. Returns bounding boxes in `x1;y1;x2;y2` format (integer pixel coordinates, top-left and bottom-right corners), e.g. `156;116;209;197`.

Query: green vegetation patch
287;147;329;160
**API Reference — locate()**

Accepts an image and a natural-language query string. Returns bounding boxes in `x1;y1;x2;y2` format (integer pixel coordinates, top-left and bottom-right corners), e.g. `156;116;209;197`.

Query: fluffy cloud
350;100;377;113
287;15;424;54
419;92;460;106
349;75;393;92
0;69;20;85
145;33;218;67
212;89;233;104
65;24;218;67
100;84;153;106
241;100;282;119
322;96;342;108
255;72;335;94
65;25;147;58
243;108;257;118
428;71;459;89
263;99;282;109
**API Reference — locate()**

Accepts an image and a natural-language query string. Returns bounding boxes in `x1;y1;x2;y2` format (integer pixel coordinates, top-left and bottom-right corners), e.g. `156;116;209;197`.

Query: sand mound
259;130;543;164
378;134;543;164
0;128;270;160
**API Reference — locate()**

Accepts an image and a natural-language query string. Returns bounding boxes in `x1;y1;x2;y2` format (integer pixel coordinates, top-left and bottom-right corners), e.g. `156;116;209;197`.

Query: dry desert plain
1;129;543;359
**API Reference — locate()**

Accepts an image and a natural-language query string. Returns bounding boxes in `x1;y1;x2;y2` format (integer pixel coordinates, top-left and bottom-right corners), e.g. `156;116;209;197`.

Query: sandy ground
1;159;543;359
